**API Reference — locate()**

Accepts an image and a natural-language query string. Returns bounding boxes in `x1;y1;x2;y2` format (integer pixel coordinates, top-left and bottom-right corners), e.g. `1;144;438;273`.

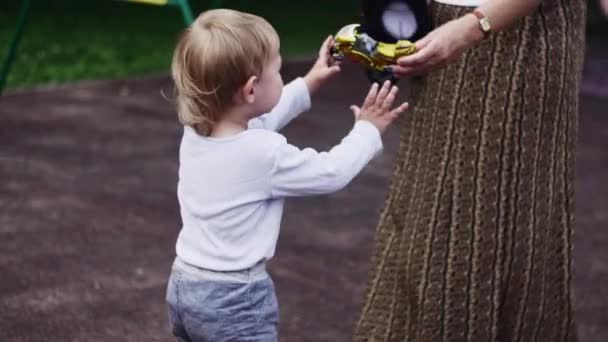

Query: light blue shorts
166;257;279;342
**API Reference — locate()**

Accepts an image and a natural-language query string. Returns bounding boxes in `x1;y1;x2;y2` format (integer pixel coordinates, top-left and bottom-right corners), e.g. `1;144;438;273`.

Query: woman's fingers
397;42;436;67
415;34;433;51
391;65;419;78
393;52;444;77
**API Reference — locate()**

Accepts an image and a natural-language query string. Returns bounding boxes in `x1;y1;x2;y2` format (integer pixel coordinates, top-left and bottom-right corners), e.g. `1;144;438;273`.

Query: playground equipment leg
0;0;31;96
174;0;224;25
174;0;194;25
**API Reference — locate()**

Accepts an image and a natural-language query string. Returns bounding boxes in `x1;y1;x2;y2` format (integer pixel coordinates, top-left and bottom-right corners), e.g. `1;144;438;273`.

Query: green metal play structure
0;0;222;95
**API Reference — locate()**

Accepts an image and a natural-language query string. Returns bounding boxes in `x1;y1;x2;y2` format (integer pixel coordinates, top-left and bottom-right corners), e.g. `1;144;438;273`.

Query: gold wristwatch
472;9;492;36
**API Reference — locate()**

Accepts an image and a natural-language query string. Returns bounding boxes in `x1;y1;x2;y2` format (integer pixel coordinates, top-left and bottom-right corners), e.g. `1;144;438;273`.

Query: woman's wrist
460;13;485;46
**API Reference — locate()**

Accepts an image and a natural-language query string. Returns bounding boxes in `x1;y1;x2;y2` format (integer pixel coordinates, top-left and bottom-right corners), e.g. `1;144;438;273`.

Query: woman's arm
393;0;542;77
477;0;542;32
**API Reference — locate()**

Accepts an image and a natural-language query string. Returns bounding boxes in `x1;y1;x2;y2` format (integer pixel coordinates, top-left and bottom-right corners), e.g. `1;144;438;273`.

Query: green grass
0;0;358;89
2;1;606;89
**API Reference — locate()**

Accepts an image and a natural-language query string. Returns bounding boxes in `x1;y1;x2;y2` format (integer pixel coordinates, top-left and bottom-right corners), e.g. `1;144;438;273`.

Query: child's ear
241;76;258;104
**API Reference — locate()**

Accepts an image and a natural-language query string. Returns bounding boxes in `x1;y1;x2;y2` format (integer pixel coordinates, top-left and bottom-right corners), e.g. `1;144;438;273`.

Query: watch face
480;18;491;32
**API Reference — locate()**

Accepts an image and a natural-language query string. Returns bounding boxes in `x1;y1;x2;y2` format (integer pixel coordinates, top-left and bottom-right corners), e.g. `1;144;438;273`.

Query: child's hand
350;81;409;134
303;35;341;94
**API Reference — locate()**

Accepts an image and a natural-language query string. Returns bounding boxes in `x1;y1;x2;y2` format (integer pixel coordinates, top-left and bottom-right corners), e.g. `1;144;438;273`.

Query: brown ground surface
1;40;607;341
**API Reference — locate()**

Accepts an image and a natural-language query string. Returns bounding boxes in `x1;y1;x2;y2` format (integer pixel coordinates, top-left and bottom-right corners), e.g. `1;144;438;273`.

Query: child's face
253;49;284;115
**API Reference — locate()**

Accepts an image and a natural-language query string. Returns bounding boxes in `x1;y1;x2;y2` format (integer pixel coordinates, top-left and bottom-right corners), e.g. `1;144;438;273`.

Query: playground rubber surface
1;43;607;341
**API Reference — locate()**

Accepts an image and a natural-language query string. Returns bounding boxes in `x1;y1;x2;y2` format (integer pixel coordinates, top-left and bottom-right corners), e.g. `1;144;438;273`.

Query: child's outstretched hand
303;35;341;94
350;81;409;134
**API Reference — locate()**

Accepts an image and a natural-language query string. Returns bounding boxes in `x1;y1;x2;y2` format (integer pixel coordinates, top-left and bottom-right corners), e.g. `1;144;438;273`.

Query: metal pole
177;0;194;25
0;0;32;96
176;0;223;26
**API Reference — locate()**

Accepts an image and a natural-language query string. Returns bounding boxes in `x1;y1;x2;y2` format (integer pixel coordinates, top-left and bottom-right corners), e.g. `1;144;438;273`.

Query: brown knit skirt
354;1;586;341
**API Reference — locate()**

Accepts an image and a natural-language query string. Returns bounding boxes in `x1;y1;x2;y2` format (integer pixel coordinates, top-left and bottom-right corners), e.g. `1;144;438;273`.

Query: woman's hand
392;14;484;77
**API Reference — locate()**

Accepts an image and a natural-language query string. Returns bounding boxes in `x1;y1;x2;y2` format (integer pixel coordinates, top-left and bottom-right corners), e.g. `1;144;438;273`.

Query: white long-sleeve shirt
176;78;383;271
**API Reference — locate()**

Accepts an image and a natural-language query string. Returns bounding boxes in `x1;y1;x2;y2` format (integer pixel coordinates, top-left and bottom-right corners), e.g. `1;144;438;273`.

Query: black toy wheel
366;68;399;84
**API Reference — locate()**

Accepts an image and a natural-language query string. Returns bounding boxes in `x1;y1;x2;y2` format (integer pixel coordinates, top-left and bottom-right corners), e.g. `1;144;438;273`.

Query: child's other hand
350;81;409;134
303;35;341;94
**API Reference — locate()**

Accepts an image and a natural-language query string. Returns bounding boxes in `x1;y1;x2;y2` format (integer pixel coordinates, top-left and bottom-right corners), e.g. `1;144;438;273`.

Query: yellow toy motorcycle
331;23;416;83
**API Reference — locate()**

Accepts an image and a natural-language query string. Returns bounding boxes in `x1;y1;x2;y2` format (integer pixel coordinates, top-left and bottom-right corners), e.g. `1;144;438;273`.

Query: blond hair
171;9;279;136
